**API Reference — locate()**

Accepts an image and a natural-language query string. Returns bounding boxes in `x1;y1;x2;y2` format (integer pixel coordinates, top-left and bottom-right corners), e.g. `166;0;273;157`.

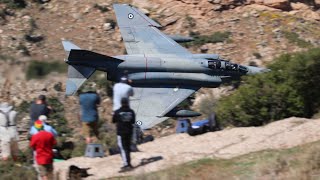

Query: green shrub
183;31;232;47
283;31;313;48
93;3;109;13
0;0;27;9
26;61;67;80
47;97;70;136
253;52;262;59
214;48;320;126
186;15;196;28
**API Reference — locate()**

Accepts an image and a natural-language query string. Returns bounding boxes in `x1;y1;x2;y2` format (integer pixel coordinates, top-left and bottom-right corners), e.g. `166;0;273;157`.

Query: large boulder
262;0;290;10
315;0;320;8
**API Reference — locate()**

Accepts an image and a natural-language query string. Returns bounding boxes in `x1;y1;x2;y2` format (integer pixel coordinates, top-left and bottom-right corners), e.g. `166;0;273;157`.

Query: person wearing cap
79;85;100;144
113;75;139;152
0;102;19;161
112;98;135;170
30;120;57;180
29;115;58;137
30;95;53;126
112;76;134;111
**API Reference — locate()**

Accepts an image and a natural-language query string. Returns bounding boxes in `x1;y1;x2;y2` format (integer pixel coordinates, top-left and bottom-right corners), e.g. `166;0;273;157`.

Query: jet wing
131;86;199;129
113;4;191;55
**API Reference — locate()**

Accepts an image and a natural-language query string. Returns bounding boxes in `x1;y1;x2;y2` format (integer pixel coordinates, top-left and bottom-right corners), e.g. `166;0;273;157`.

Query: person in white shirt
113;76;134;111
0;102;19;161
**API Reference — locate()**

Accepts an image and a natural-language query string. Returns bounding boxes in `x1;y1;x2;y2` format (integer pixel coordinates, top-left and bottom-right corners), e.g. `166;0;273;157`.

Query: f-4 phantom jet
62;4;269;129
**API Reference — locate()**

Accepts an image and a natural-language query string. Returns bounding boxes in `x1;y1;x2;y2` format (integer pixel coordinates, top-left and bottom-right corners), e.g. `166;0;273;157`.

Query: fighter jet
62;4;269;129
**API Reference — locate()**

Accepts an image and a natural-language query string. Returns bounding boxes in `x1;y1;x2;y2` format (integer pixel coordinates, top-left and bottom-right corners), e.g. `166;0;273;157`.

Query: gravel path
54;117;320;179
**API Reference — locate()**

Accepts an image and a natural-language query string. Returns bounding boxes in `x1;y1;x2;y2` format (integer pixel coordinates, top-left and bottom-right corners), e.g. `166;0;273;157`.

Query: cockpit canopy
206;59;248;73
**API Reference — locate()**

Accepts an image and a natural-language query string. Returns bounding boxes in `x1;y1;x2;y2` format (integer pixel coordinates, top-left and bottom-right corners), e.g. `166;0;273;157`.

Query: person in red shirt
30;120;56;180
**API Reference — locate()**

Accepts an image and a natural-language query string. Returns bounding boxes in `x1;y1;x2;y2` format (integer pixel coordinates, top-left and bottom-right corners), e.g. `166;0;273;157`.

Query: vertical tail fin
113;4;161;27
62;41;95;95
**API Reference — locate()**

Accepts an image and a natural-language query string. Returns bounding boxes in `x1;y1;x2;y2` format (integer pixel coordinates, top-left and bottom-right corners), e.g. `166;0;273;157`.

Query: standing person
0;102;19;161
30;115;58;137
29;115;58;180
113;76;134;111
112;98;135;171
79;86;100;144
30;120;56;180
30;95;53;126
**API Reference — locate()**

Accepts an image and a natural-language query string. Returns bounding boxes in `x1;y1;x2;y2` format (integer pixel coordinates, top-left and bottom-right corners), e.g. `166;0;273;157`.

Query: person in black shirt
112;98;135;170
29;95;53;126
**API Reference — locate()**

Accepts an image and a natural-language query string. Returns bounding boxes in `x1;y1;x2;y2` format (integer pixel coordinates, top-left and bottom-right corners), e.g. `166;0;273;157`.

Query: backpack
0;110;10;127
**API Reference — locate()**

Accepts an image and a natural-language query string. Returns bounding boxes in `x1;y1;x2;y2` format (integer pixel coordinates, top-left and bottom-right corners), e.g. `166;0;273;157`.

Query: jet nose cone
245;66;271;75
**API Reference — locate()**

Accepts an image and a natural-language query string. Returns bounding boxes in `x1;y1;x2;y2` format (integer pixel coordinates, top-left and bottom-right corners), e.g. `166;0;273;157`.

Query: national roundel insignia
128;13;134;19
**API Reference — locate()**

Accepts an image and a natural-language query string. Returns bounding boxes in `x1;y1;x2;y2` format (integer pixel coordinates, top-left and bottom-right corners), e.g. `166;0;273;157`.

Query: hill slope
55;117;320;179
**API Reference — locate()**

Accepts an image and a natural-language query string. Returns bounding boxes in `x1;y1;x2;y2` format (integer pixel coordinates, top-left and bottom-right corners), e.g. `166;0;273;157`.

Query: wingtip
62;40;81;52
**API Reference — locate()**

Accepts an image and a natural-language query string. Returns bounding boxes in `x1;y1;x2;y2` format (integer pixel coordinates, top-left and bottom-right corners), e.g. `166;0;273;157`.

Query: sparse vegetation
0;160;37;180
16;43;30;56
0;0;27;9
47;97;69;136
24;17;44;43
213;48;320;127
253;52;262;59
186;15;196;28
26;60;67;80
183;31;232;47
198;95;219;115
0;54;14;61
93;3;109;13
29;18;38;32
283;31;313;48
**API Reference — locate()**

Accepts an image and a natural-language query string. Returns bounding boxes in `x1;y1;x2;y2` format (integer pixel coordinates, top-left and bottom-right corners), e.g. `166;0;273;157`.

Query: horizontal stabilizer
62;40;80;52
66;65;95;96
67;50;123;65
62;41;96;96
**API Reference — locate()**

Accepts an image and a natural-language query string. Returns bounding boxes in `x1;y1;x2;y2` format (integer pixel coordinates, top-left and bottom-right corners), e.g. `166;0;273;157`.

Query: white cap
121;76;128;81
39;115;47;122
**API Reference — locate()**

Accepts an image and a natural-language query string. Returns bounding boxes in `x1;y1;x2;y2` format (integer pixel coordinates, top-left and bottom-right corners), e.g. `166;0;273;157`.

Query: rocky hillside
0;0;319;144
54;117;320;179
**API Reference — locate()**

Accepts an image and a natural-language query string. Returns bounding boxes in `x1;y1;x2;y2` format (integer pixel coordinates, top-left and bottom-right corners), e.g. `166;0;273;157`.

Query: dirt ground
54;117;320;179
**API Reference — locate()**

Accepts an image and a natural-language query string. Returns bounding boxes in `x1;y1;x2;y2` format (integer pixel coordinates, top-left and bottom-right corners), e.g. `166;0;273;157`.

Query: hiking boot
120;165;133;171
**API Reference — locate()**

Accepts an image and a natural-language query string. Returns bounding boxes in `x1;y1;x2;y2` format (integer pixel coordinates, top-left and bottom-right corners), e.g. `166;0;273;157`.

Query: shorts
38;164;53;177
1;140;19;158
82;121;99;137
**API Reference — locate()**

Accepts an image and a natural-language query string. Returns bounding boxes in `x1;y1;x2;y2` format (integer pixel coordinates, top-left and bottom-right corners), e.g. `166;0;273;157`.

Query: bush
26;61;67;80
283;31;313;48
183;31;231;47
47;97;70;136
214;48;320;126
0;0;27;9
93;3;109;13
186;15;196;28
253;52;262;59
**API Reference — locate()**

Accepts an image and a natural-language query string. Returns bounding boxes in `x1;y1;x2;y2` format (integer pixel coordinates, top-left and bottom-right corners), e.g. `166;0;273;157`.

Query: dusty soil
55;117;320;179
